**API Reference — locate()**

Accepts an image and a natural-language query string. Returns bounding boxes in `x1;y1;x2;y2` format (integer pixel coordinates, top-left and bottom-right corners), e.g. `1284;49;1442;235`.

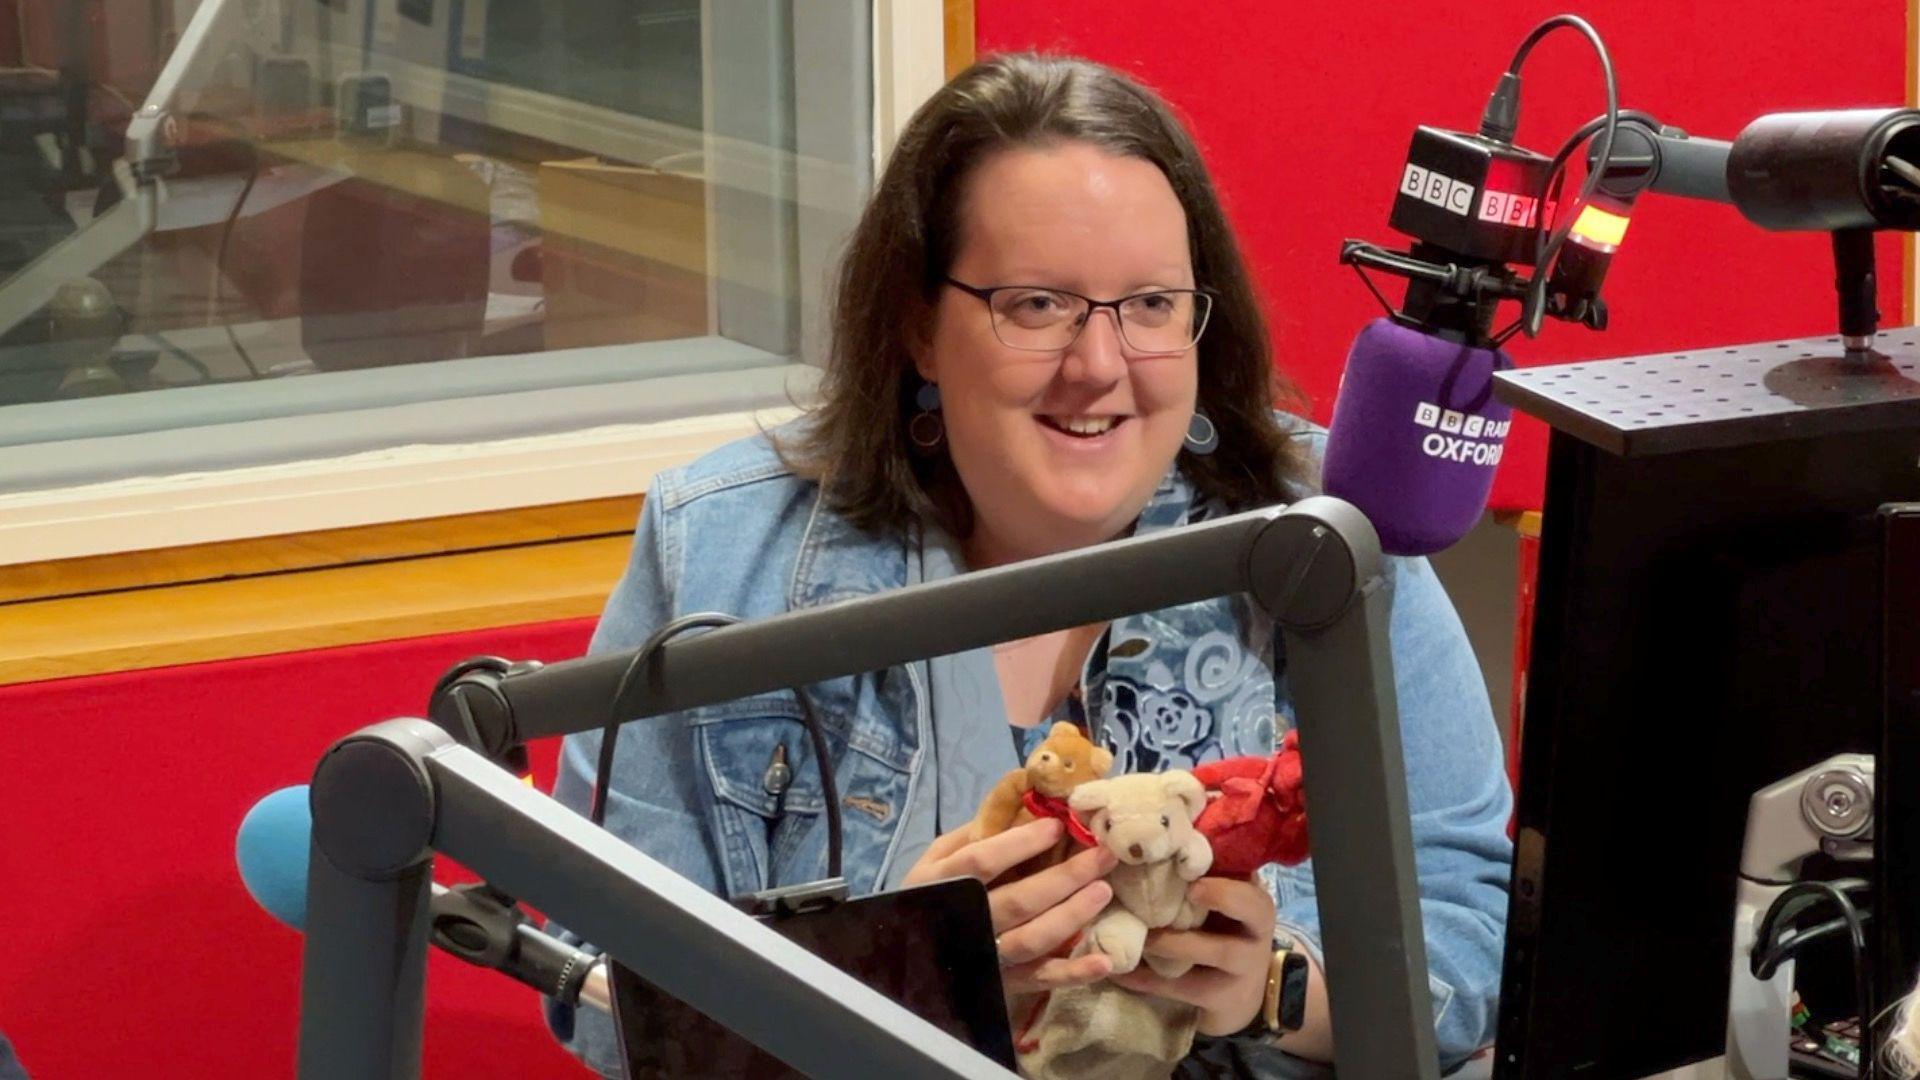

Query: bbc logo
1400;164;1474;217
1416;402;1507;437
1477;190;1541;227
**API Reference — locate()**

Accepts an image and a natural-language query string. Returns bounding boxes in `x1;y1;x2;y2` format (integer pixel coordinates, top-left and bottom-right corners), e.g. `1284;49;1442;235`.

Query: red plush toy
1190;731;1309;878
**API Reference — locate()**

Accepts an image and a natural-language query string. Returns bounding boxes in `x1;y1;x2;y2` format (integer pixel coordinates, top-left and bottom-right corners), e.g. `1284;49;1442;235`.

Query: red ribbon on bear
1020;788;1100;847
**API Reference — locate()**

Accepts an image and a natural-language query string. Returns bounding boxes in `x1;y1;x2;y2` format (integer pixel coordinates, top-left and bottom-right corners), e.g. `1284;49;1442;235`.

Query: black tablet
610;877;1016;1078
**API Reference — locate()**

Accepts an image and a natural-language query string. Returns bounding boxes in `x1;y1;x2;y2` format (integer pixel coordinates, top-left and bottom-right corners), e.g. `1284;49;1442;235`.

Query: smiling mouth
1038;415;1126;438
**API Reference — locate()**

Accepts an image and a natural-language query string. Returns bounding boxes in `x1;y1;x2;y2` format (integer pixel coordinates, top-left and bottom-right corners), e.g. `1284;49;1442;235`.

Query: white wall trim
872;0;947;170
0;408;796;566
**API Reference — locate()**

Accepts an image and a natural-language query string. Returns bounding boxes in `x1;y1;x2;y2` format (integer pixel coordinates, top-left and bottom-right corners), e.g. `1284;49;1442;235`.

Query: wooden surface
0;534;630;686
945;0;975;77
1494;510;1544;540
0;496;641;605
0;495;641;686
538;158;711;348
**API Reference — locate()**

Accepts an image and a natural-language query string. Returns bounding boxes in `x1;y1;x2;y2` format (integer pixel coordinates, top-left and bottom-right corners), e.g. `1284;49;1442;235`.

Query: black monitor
1876;504;1920;1027
1491;333;1920;1078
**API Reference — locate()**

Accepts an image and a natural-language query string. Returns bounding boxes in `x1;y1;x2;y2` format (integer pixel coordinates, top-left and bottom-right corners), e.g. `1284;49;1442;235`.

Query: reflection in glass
0;0;783;408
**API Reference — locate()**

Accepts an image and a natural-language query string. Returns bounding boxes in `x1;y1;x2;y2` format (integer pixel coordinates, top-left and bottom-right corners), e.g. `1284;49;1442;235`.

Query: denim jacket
546;415;1513;1076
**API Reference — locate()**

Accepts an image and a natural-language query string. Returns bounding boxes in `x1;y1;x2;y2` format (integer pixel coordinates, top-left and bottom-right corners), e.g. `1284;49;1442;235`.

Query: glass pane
0;0;831;418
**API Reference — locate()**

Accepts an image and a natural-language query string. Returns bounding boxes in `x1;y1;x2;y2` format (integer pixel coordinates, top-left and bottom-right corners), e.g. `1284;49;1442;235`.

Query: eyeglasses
943;278;1214;355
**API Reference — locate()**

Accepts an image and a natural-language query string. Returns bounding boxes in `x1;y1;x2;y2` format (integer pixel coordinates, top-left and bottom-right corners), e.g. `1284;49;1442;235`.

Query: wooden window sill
0;496;640;606
0;531;629;687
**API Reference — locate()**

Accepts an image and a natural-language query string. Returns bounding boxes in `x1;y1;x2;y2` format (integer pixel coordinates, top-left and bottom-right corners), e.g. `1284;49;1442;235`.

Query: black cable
1534;109;1666;223
589;612;845;882
1524;107;1665;328
1505;13;1604;76
144;332;213;381
591;613;739;828
211;159;265;379
1489;15;1619;337
1752;878;1873;1080
1752;910;1876;984
791;680;842;881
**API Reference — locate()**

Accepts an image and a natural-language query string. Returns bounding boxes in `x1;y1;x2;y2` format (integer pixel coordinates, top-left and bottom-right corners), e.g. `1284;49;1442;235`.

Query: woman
547;53;1511;1077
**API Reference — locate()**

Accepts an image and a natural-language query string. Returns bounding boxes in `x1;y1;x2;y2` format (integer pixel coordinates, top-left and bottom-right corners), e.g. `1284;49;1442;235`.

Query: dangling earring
909;381;944;452
1184;410;1218;455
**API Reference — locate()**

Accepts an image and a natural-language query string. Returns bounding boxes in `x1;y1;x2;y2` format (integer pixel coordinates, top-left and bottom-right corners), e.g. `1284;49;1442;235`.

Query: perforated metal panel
1493;329;1920;457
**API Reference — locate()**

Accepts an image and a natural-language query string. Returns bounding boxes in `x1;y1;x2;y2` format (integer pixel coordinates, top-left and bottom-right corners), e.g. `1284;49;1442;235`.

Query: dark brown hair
780;52;1306;538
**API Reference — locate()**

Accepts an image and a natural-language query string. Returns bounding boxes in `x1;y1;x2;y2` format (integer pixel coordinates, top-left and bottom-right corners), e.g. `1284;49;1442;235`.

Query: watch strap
1232;937;1308;1039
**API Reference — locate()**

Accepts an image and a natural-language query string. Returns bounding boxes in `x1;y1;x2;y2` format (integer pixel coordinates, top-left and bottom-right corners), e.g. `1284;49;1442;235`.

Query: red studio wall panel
0;620;596;1079
976;0;1909;510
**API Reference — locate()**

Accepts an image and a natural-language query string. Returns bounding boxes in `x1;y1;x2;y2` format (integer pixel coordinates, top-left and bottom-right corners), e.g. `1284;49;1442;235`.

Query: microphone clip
430;882;600;1007
431;883;526;972
1339;240;1528;348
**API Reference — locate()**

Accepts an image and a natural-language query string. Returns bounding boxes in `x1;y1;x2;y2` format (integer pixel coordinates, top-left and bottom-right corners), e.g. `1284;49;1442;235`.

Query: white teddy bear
1068;770;1213;978
1015;770;1217;1080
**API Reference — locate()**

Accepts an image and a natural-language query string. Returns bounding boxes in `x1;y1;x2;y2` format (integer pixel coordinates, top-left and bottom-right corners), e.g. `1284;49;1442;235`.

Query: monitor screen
1875;504;1920;1038
609;877;1017;1079
1497;420;1920;1078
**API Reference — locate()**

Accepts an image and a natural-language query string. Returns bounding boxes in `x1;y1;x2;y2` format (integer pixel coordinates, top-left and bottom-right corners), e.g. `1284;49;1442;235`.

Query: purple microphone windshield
1322;318;1513;556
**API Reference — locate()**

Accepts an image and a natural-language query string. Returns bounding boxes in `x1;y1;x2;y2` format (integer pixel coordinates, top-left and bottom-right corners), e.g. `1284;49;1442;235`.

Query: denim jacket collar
787;491;911;611
785;457;1211;611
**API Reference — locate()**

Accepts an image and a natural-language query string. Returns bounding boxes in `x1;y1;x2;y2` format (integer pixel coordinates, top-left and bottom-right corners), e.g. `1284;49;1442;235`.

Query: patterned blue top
1004;474;1292;781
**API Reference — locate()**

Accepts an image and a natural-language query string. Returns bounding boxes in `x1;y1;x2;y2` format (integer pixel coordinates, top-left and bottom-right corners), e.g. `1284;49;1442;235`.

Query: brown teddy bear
970;721;1114;843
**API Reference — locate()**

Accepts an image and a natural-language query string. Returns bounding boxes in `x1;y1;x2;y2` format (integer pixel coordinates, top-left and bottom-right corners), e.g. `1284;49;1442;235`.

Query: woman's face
917;141;1199;568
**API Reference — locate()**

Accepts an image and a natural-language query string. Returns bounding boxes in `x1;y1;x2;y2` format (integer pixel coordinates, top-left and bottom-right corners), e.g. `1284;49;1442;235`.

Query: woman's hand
1107;876;1277;1036
903;818;1119;996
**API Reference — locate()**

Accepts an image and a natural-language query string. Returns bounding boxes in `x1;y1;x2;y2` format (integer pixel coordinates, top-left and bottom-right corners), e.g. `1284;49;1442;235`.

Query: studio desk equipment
1492;331;1920;1078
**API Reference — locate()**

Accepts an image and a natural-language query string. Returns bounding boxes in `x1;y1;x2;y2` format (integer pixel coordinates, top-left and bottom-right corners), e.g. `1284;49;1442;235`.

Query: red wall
0;621;596;1079
977;0;1910;510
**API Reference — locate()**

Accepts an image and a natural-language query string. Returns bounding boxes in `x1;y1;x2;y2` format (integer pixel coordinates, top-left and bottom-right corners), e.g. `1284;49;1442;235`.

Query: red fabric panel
0;620;597;1079
976;0;1909;510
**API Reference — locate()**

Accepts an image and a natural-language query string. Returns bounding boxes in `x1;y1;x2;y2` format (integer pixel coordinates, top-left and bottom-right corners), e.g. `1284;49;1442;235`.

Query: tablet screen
610;877;1016;1078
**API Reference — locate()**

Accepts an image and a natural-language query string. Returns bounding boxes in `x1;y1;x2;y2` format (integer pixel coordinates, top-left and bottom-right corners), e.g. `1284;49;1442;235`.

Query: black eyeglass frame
942;277;1216;355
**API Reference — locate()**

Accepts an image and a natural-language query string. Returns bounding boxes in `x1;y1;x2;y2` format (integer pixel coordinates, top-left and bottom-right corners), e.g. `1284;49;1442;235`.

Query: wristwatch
1234;932;1309;1039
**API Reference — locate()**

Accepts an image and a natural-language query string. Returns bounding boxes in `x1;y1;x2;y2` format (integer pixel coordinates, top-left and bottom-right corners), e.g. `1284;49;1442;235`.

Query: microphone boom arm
303;496;1444;1080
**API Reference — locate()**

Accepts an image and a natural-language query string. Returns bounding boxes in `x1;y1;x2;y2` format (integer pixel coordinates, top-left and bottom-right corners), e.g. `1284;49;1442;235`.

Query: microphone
1326;18;1920;554
1323;113;1527;556
235;786;609;1014
1318;30;1560;557
1322;319;1512;556
236;785;316;930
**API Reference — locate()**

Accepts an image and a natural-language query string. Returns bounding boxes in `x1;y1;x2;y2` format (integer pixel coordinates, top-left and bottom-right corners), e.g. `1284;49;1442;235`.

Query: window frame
0;1;946;566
